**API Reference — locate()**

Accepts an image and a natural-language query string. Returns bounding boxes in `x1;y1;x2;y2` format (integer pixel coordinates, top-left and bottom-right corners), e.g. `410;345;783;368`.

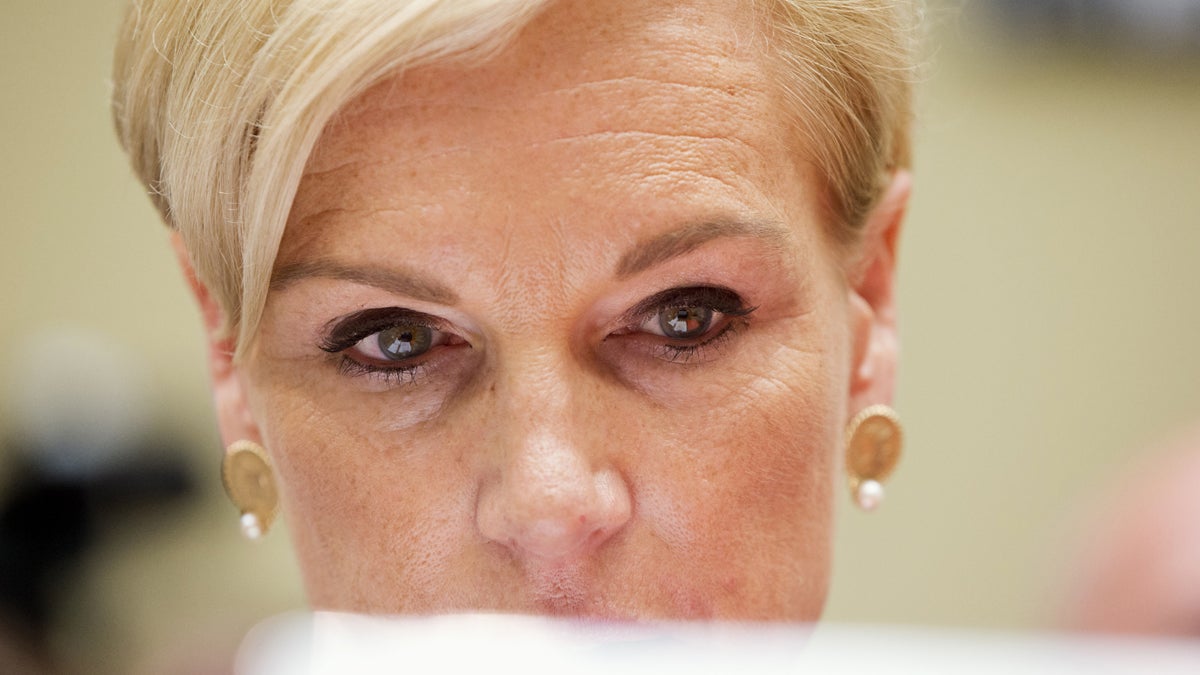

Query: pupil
660;305;712;338
378;325;431;360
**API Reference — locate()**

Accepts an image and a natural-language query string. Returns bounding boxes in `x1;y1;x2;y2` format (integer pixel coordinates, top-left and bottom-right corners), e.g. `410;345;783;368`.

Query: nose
476;391;632;563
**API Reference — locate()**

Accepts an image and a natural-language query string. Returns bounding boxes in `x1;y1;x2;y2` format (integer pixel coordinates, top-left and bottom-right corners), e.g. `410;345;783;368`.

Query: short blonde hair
112;0;920;356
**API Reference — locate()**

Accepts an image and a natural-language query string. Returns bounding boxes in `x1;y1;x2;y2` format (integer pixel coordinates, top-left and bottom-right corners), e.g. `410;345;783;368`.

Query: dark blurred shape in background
0;329;195;674
977;0;1200;54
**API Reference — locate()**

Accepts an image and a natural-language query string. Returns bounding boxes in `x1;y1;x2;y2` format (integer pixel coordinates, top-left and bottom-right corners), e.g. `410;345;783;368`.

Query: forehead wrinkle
298;135;483;190
533;75;751;96
525;129;748;148
301;40;779;190
321;88;763;150
343;70;762;123
295;121;771;221
300;144;476;183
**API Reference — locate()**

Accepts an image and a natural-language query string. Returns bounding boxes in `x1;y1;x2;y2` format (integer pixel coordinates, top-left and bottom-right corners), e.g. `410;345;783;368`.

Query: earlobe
847;170;911;416
171;232;262;447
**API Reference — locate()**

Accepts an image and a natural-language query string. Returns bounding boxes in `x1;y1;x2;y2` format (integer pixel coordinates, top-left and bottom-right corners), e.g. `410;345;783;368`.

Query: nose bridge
477;344;632;562
501;344;575;428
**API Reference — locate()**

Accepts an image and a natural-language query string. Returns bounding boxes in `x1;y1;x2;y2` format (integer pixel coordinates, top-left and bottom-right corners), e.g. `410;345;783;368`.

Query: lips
523;572;716;621
533;598;643;622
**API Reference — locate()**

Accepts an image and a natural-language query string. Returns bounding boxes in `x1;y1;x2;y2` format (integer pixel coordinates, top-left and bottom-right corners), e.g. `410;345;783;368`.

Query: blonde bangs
112;0;920;355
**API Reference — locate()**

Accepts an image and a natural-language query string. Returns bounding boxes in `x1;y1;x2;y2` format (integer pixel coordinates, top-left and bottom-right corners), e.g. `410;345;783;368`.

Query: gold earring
221;440;279;540
845;405;903;512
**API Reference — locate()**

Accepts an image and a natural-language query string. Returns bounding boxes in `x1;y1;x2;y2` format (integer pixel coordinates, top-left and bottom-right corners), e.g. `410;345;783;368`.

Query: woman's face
219;0;898;620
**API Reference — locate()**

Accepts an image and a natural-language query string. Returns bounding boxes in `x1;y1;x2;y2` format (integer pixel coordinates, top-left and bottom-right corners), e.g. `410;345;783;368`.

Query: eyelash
619;286;756;363
334;357;430;385
319;308;451;384
319;286;756;383
651;319;746;364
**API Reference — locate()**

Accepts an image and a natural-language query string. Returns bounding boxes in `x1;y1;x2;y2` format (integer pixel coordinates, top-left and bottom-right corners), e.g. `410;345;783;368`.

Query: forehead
284;0;817;279
320;0;774;131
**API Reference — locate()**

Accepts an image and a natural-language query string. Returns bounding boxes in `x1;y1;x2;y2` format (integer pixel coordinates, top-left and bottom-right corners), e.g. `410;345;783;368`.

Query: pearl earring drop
855;479;885;511
240;512;264;540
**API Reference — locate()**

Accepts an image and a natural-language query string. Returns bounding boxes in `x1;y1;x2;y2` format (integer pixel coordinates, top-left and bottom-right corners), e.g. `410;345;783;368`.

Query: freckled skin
216;0;894;620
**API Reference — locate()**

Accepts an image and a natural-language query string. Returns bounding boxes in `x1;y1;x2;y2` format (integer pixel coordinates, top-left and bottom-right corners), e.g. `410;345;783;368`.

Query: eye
644;304;715;340
320;308;465;374
349;323;448;363
614;286;757;363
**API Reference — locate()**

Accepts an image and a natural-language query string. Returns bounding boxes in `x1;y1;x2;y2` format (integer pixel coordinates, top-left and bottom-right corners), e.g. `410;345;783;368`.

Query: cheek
241;377;485;609
623;331;846;615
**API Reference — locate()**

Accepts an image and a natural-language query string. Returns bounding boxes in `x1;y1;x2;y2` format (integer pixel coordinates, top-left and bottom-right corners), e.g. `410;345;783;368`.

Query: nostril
502;509;619;561
585;526;608;548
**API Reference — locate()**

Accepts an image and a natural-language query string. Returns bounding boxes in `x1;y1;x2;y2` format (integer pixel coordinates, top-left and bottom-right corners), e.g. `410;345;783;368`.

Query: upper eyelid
321;308;451;352
621;286;752;325
319;286;751;350
324;307;438;331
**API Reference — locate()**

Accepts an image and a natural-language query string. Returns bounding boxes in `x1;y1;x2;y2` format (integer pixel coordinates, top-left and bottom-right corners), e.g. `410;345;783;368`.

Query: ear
171;232;262;448
847;170;911;418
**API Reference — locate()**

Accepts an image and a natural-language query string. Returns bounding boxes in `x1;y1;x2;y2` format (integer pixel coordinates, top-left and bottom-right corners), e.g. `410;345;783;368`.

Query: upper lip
533;598;643;622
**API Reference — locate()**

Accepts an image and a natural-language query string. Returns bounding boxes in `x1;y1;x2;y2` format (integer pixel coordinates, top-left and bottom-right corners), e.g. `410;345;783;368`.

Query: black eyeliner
320;307;442;353
621;285;757;327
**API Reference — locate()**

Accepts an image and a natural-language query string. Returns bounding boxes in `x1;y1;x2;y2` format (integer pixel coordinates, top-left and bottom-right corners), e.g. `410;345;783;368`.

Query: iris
378;324;433;360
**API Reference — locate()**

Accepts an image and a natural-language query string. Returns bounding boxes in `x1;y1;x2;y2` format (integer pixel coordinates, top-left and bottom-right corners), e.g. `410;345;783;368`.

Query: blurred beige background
1;0;1198;672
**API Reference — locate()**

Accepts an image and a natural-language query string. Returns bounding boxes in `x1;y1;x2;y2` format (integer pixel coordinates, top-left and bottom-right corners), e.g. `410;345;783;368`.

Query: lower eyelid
628;317;747;365
659;321;739;354
332;343;459;383
333;355;441;391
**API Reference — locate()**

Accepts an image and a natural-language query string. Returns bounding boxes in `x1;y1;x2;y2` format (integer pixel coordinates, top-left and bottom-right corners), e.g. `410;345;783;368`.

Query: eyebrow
614;218;792;278
270;259;459;305
270;218;788;300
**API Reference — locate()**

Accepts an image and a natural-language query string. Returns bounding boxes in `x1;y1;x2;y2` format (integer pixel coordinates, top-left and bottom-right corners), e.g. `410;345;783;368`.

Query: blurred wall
826;3;1200;627
1;2;305;673
1;0;1198;670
